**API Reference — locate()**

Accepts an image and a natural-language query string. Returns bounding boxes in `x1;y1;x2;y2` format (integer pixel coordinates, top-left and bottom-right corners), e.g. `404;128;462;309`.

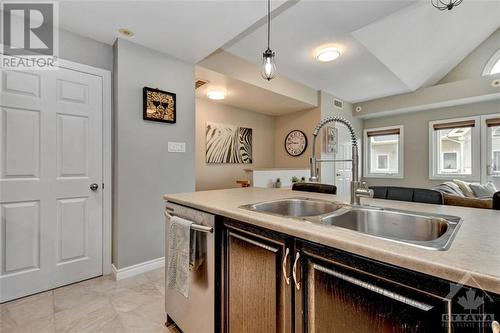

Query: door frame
0;52;113;275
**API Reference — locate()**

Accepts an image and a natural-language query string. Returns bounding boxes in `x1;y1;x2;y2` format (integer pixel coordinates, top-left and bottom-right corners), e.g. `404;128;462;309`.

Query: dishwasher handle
164;210;214;233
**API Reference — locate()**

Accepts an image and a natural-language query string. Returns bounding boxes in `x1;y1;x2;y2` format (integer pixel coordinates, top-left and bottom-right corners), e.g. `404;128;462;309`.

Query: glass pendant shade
262;49;276;81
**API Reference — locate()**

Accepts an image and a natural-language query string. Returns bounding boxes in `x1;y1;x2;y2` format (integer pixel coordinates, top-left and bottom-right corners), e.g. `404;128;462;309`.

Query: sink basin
320;207;462;250
240;198;346;217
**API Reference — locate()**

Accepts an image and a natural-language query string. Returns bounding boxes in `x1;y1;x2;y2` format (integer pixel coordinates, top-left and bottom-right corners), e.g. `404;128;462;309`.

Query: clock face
285;130;308;157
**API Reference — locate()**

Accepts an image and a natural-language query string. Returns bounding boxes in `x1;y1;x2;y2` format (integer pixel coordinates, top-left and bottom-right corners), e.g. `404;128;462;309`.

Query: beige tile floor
0;268;179;333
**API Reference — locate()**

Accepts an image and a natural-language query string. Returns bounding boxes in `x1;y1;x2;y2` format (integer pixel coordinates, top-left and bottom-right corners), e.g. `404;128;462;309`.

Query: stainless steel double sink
240;198;462;250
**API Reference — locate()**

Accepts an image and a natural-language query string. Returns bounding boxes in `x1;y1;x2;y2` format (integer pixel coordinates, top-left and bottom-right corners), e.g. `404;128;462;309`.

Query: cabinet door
223;221;293;333
296;253;451;333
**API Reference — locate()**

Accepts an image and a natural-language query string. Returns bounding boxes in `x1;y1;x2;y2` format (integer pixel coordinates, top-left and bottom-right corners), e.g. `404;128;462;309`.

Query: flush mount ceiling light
315;47;342;62
261;0;276;81
431;0;463;11
207;91;225;100
118;28;134;37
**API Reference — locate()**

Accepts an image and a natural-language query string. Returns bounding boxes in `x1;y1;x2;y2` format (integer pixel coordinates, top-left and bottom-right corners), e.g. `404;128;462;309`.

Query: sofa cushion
370;186;388;199
386;187;414;202
470;182;497;198
292;182;337;195
413;189;443;205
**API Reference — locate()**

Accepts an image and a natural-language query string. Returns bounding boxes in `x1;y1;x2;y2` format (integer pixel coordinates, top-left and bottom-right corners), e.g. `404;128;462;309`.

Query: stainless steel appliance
164;202;215;333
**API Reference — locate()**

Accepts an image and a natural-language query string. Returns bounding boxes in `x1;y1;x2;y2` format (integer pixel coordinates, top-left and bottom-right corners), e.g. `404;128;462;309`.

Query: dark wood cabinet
221;219;499;333
295;244;450;333
222;220;293;333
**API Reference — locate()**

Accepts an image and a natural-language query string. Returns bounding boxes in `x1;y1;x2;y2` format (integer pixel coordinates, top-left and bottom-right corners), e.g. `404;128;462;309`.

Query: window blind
432;120;475;131
366;128;400;137
486;118;500;127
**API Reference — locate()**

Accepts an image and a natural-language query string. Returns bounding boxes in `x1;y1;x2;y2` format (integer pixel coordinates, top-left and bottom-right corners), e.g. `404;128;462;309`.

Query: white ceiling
55;0;500;103
195;66;316;115
352;0;500;91
57;0;285;64
225;0;500;102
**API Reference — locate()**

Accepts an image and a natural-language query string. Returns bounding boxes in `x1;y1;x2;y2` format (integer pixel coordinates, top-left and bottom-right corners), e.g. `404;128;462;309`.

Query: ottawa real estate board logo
1;1;59;70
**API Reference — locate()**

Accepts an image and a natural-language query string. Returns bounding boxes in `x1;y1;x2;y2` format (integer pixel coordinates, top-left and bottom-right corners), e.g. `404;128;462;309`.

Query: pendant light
261;0;276;80
431;0;463;11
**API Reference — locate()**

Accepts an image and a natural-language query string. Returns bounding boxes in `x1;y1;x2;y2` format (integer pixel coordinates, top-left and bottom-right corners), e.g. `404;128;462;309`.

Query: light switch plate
168;142;186;153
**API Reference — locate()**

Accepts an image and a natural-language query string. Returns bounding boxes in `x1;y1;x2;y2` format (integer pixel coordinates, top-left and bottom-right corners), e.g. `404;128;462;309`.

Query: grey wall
362;99;500;189
440;27;500;84
113;39;195;269
59;29;113;71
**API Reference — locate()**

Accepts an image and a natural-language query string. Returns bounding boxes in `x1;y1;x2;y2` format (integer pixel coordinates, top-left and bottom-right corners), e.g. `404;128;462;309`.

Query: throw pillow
453;179;475;198
470;182;497;198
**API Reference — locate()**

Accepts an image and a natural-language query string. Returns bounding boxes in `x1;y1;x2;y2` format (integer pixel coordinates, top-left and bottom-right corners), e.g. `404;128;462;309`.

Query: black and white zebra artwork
206;122;253;164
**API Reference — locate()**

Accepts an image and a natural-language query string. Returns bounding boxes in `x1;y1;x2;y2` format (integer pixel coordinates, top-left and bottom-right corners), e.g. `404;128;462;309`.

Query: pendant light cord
267;0;271;50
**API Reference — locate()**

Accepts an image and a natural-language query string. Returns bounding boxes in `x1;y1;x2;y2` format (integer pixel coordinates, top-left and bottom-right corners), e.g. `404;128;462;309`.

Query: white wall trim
112;257;165;281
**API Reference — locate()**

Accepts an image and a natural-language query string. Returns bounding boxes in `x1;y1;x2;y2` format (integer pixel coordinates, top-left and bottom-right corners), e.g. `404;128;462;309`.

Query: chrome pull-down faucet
309;116;373;205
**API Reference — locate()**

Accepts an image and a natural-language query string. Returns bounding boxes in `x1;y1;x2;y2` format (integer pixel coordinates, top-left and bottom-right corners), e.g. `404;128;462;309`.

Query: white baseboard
112;257;165;281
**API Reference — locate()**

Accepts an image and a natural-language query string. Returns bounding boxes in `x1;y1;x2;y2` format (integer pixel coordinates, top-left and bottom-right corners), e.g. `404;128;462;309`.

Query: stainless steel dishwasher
164;202;215;333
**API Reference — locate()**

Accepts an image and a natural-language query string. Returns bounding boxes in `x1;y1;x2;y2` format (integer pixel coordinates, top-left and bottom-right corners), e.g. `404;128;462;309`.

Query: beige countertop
164;187;500;294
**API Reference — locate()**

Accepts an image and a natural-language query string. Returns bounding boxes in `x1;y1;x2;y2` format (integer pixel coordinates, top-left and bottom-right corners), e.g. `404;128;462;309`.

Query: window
483;49;500;76
429;117;480;180
493;151;500;173
442;152;458;171
363;126;403;178
486;117;500;174
377;154;389;170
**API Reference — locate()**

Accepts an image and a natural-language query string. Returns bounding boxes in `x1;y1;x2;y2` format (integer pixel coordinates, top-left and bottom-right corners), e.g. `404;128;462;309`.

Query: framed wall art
143;87;176;123
205;122;253;164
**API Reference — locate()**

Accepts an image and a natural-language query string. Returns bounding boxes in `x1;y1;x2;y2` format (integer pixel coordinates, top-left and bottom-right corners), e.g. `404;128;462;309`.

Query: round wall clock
285;130;308;157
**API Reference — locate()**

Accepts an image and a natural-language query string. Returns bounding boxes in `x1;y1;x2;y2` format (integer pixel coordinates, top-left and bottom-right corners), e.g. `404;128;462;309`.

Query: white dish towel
166;215;192;298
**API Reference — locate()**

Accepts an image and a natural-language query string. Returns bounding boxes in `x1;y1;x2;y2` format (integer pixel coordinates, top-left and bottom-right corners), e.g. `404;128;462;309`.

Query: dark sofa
370;186;500;210
369;186;443;205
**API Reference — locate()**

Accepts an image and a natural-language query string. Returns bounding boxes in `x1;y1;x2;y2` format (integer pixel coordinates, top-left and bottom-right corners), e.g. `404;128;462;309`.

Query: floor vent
195;79;208;89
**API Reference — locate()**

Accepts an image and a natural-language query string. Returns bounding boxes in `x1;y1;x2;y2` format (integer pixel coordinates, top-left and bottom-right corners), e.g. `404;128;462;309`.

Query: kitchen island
164;187;500;333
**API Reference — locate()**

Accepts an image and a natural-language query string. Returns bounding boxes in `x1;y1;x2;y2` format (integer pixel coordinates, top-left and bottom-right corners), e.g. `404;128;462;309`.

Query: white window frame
429;116;480;181
482;49;500;76
363;125;404;179
480;113;500;183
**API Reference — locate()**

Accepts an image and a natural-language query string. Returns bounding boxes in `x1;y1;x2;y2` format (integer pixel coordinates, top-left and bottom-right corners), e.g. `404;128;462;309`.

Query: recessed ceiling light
207;91;225;100
118;28;134;37
492;79;500;88
315;47;342;62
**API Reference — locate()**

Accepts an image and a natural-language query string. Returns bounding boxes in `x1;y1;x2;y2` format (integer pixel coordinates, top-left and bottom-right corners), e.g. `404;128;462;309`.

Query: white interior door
0;65;103;302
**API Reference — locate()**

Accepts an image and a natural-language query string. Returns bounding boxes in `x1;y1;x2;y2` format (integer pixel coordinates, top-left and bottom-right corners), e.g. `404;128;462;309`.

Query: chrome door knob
90;183;99;191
